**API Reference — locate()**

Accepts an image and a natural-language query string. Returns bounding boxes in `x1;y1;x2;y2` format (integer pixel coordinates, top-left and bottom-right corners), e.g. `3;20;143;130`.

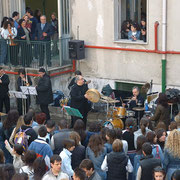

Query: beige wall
70;0;180;91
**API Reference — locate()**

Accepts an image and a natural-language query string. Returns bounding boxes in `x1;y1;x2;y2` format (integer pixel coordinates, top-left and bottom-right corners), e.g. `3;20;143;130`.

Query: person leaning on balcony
35;15;54;67
17;19;32;67
128;22;141;41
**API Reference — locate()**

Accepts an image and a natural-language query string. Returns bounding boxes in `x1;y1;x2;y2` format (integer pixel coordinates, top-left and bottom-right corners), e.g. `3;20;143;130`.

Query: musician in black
17;69;32;115
70;75;89;128
0;67;10;113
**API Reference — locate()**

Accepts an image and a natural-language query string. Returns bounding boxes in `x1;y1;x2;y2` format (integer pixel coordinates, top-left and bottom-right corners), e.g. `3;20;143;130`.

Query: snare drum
126;110;135;117
116;107;126;118
104;118;124;129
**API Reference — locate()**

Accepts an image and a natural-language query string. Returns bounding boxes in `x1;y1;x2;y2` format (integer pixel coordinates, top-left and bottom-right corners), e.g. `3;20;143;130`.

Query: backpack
155;145;160;159
14;128;31;152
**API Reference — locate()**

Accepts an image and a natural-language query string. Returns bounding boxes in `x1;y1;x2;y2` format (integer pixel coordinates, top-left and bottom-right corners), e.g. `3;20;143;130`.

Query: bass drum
104;118;124;129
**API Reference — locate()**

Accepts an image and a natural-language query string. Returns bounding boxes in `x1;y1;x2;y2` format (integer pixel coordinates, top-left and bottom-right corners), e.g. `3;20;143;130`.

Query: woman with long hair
156;128;167;151
163;129;180;180
150;93;170;129
86;134;107;180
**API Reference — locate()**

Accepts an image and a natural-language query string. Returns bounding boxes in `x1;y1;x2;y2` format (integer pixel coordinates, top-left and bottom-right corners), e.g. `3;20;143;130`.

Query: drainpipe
162;0;167;93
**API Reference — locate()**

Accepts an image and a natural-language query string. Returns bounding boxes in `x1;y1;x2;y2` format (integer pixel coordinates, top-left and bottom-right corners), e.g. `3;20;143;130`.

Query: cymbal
132;107;145;111
101;95;114;101
123;99;131;102
100;99;120;104
0;112;7;116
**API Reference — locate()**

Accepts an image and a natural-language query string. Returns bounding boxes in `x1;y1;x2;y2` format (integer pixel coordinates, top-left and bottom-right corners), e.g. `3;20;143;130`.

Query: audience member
171;169;180;180
73;167;86;180
34;9;41;23
121;20;131;39
174;112;180;131
155;128;167;151
140;18;146;42
12;172;29;180
33;112;46;134
45;120;56;143
1;163;15;180
153;166;166;180
0;149;5;164
12;11;19;29
104;129;116;153
167;121;177;135
128;22;140;41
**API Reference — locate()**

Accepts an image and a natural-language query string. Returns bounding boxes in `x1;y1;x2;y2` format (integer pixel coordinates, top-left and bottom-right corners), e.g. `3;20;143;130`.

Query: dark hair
46;120;55;129
153;166;166;180
74;167;86;180
24;112;33;125
27;108;36;121
18;69;26;75
33;157;46;180
39;68;46;73
0;149;5;164
14;144;24;156
112;139;123;152
70;131;81;146
2;163;15;180
1;16;8;27
12;173;29;180
12;11;19;18
3;109;19;129
34;9;41;19
136;135;147;152
88;134;104;157
142;142;152;155
125;118;136;134
27;9;33;16
146;131;156;144
121;20;130;32
171;169;180;180
156;122;167;131
58;120;68;129
18;19;25;27
158;93;168;107
25;6;31;12
63;139;75;149
79;159;94;171
75;70;82;75
0;67;3;70
131;22;140;31
38;126;47;137
140;117;149;136
50;155;62;164
155;128;166;140
73;119;86;142
114;128;123;140
88;121;102;132
24;150;36;167
35;113;46;125
100;127;108;143
169;121;177;131
106;129;116;144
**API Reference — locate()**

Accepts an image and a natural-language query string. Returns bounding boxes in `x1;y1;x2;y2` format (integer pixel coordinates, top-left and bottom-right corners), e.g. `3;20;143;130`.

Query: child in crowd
4;140;24;172
153;166;166;180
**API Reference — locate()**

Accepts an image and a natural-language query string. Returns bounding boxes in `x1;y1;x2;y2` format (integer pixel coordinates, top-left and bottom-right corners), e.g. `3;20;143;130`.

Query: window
114;0;147;43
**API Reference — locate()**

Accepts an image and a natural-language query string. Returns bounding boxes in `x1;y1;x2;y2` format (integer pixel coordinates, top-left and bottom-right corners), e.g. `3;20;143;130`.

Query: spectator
104;129;116;153
18;112;37;146
28;126;53;168
73;167;86;180
121;20;131;39
133;135;147;179
171;169;180;180
114;128;128;154
136;143;161;180
17;19;32;67
100;127;108;144
134;117;151;149
50;12;58;56
12;173;29;180
27;108;38;127
163;130;180;180
19;150;36;178
101;139;133;180
33;157;47;180
42;155;69;180
34;9;41;23
174;112;180;131
128;22;140;41
23;15;32;32
0;149;5;164
80;159;102;180
35;15;54;66
150;93;170;130
1;163;15;180
140;18;146;42
153;166;166;180
146;131;164;161
4;140;24;172
12;11;19;29
45;120;56;143
26;9;38;40
33;112;46;134
167;121;177;135
156;122;167;132
70;131;85;169
155;128;167;151
86;134;107;180
59;139;75;178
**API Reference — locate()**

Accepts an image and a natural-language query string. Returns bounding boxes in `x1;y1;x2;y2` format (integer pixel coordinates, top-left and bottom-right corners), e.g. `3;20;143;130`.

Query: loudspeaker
69;40;85;60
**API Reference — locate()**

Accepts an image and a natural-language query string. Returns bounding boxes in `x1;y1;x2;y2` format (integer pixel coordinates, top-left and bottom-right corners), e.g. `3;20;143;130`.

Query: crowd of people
0;7;58;67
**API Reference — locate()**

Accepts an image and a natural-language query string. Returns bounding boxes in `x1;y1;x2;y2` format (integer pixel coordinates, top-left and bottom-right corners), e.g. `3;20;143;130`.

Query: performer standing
0;67;10;113
36;68;53;121
70;75;89;128
17;69;32;115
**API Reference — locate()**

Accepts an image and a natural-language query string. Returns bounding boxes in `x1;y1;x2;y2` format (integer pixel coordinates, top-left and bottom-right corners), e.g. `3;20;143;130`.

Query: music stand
63;106;83;118
20;86;37;95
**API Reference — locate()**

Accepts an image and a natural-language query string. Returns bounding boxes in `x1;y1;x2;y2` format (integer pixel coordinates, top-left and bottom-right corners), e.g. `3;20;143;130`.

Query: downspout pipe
162;0;167;93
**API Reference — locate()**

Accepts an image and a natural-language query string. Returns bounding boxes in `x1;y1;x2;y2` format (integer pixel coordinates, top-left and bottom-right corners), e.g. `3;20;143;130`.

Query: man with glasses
70;75;89;128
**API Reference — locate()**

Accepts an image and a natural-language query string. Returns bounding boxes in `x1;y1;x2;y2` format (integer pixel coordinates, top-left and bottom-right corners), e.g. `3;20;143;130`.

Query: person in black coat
36;68;53;120
17;69;32;115
35;15;54;66
70;75;89;128
0;67;10;114
17;19;32;67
